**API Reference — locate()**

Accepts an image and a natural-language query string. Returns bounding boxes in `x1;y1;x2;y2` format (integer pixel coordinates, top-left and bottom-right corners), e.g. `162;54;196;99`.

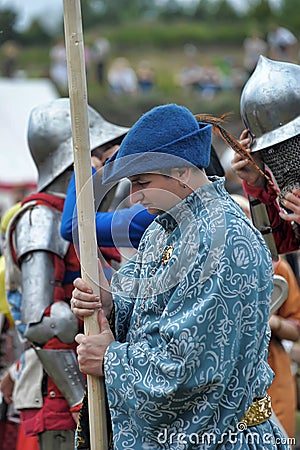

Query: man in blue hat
71;104;290;449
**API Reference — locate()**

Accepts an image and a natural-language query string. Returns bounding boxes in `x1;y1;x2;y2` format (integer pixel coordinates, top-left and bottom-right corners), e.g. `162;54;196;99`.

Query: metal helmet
240;56;300;153
27;97;128;192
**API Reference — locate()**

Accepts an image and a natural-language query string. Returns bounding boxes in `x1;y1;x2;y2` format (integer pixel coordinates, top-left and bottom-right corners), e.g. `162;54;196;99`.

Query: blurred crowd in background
1;22;299;101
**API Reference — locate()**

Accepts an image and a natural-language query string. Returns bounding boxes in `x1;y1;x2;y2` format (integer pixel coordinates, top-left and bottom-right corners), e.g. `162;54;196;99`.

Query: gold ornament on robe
161;245;174;266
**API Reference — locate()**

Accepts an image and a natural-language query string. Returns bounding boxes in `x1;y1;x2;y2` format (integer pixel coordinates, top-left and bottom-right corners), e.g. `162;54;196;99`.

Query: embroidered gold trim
238;394;272;428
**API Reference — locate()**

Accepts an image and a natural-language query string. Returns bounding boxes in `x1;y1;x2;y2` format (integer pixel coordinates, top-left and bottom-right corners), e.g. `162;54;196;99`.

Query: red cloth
16;422;40;450
21;192;65;211
242;179;300;254
20;397;76;437
0;420;38;450
100;246;121;263
0;420;19;450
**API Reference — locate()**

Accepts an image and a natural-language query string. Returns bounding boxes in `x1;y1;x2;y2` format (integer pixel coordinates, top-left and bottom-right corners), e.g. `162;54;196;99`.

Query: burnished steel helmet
27;98;128;192
240;56;300;153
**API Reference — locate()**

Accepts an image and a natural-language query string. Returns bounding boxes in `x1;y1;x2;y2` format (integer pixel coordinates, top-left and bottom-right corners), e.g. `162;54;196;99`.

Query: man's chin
147;207;164;215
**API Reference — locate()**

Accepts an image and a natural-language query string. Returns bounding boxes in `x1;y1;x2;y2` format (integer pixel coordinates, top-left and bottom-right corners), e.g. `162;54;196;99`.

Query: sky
0;0;64;32
0;0;282;32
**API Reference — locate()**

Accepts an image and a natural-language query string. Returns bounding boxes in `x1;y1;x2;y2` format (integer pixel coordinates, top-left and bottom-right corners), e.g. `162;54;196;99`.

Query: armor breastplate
10;203;69;325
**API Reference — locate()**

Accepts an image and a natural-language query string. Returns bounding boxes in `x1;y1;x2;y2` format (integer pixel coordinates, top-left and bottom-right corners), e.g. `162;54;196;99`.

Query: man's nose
130;189;144;204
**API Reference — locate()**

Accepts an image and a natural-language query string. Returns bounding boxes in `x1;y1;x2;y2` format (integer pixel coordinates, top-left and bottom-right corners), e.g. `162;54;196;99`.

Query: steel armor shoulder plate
14;204;69;261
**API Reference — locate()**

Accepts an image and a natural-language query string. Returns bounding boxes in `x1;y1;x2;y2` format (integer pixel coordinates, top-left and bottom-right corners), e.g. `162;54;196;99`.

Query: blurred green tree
247;0;275;25
81;0;156;26
0;9;19;44
212;0;240;23
158;0;187;22
21;20;52;46
277;0;300;35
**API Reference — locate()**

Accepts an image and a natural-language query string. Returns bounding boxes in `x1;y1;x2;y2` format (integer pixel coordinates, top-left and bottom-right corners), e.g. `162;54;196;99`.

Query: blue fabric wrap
61;171;155;248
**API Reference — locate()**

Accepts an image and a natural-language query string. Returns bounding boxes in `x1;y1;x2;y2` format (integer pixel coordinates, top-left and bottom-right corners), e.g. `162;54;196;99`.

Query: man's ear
176;167;191;182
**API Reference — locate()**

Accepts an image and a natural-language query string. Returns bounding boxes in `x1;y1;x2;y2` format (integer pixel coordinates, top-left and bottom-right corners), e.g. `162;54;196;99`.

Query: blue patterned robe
104;179;290;449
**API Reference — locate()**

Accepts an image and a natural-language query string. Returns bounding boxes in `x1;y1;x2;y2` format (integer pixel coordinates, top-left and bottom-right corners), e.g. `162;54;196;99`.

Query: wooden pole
63;1;108;449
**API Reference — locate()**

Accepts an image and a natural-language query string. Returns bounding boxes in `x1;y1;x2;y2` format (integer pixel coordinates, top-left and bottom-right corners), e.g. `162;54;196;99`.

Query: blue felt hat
102;103;212;184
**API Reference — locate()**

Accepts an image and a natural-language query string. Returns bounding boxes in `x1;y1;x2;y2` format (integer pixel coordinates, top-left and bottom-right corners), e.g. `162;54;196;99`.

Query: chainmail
261;134;300;200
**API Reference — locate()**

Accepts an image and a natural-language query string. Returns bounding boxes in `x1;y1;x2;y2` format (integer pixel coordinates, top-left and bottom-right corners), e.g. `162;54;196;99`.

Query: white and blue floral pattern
104;179;290;449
